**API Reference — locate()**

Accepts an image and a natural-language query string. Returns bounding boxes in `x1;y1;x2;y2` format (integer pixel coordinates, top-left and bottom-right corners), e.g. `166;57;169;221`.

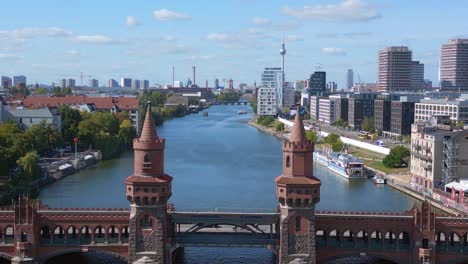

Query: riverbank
247;120;284;139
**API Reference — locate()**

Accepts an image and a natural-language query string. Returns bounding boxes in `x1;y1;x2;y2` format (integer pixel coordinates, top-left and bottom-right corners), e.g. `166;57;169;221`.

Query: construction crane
57;72;92;87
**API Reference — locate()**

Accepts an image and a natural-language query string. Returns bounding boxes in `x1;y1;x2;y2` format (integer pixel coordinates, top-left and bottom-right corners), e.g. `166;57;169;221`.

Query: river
39;105;417;263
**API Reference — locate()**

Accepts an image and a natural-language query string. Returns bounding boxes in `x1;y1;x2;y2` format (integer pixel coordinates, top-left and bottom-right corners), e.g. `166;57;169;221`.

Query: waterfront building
108;79;119;88
89;78;99;88
318;98;336;124
378;46;412;92
1;76;12;88
4;107;61;130
66;78;76;88
346;69;354;90
411;61;425;91
309;95;319;123
261;67;284;110
121;77;132;88
410;116;468;194
390;101;415;135
348;94;376;130
12;75;26;87
440;39;468;91
308;71;326;96
374;99;392;132
257;86;277;116
22;95;140;133
415;98;468;123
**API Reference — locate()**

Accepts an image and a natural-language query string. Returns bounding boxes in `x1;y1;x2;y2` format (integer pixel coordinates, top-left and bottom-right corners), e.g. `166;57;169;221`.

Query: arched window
286;156;291;168
295;216;301;232
143;155;152;169
141;215;153;229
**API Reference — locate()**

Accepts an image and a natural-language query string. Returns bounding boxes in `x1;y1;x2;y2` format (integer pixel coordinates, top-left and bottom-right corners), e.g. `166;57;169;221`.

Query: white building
261;67;284;111
257;87;277;116
415;98;468;123
131;79;141;89
410;117;468;195
310;96;320;123
3;107;61;130
318;98;336;124
300;93;310;107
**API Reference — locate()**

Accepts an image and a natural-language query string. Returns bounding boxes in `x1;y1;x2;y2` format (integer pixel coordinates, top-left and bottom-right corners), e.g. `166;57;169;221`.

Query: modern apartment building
282;85;295;108
131;79;141;89
309;71;326;96
257;87;277;116
318;98;336;124
309;96;319;123
143;80;150;89
440;39;468;91
66;79;76;88
374;99;392;132
390;101;415;135
260;67;284;110
121;78;132;88
378;46;412;92
108;79;119;88
333;97;348;122
1;76;12;88
411;61;424;91
89;79;99;88
348;93;378;130
415;99;468;123
13;75;27;87
410;117;468;194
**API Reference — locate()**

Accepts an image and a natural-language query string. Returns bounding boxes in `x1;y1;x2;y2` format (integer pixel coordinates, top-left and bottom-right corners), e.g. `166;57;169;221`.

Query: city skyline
0;0;467;87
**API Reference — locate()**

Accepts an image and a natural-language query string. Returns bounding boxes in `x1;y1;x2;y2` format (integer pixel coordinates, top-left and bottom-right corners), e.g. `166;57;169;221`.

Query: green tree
24;122;63;155
305;131;318;142
331;140;344;152
119;119;137;149
383;146;410;168
35;87;48;94
0;122;28;174
276;123;285;132
17;151;42;180
59;106;83;145
362;117;375;132
324;133;340;144
377;129;383;136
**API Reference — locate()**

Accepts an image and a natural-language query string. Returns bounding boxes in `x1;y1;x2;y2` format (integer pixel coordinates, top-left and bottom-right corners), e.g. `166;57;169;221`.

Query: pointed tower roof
139;102;158;141
289;107;307;143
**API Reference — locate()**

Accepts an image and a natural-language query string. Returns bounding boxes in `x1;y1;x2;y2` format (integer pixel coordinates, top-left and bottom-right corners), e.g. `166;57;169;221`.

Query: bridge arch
321;252;400;264
185;222;260;234
0;253;12;261
37;248;127;264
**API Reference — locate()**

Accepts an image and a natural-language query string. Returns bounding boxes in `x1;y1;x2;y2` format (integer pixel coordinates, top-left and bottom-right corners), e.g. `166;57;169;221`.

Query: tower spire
140;101;158;140
289;107;306;143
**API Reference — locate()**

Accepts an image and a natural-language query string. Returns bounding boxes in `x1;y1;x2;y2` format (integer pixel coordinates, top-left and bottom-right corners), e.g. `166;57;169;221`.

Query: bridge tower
275;110;321;264
125;103;174;264
11;195;35;264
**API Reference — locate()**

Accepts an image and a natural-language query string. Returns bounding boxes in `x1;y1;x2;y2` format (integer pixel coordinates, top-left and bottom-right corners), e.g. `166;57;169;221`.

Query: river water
39;105;416;263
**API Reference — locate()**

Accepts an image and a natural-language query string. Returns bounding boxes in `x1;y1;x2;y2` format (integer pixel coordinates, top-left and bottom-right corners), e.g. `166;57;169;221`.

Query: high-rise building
121;78;132;88
390;101;415;135
1;76;12;88
378;46;412;92
308;71;326;96
108;79;119;88
143;80;150;89
214;79;219;89
346;69;354;90
333;97;349;122
310;96;320;123
282;85;295;108
374;99;392;132
257;87;277;116
89;79;99;88
411;61;424;91
131;79;141;89
60;79;67;88
326;82;337;92
318;98;336;124
261;67;284;110
13;75;26;87
440;39;468;91
66;79;76;88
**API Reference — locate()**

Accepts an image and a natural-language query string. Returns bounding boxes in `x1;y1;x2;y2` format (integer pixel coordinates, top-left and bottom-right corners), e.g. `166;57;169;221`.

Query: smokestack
192;66;196;86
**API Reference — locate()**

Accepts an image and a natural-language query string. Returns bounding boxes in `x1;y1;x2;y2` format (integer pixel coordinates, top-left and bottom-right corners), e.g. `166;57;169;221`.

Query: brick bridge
0;105;467;264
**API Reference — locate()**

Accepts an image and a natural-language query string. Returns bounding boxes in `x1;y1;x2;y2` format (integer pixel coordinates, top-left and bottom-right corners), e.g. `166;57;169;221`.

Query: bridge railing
171;208;277;214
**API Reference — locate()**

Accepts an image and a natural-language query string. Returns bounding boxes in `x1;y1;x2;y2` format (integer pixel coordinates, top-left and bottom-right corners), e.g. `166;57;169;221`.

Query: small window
295;216;301;232
286;156;291;168
143;155;152;169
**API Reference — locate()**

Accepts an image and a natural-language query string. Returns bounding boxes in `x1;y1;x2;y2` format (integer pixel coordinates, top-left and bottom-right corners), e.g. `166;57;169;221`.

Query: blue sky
0;0;467;88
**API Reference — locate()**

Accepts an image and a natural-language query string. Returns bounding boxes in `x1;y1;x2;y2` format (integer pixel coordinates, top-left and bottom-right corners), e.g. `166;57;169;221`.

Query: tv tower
280;35;286;85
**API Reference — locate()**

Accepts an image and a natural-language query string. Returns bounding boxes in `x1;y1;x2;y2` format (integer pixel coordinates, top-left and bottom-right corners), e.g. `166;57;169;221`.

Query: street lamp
73;137;79;161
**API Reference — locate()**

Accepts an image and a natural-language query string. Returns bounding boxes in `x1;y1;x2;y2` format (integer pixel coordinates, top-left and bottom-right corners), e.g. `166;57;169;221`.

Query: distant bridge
211;101;250;105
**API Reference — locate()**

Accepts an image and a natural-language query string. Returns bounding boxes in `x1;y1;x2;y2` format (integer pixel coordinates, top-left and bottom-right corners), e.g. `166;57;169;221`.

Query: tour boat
313;151;365;179
238;110;248;115
373;175;386;184
84;154;97;166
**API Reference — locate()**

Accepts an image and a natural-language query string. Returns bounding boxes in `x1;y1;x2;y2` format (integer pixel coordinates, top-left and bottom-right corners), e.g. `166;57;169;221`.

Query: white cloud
252;17;271;26
0;27;72;40
74;35;122;44
206;33;240;42
321;47;347;56
0;53;22;60
153;9;191;21
126;16;140;27
282;0;381;22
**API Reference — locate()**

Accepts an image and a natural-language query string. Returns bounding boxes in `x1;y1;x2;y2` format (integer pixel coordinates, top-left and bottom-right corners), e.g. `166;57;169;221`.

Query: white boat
373;175;386;184
238;110;247;115
313;151;365;179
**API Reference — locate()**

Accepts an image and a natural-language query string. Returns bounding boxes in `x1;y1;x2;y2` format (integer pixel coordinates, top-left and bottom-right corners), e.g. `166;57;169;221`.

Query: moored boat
313;151;365;179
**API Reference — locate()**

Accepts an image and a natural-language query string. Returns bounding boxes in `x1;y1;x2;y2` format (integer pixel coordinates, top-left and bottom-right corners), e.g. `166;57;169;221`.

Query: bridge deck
170;212;278;226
